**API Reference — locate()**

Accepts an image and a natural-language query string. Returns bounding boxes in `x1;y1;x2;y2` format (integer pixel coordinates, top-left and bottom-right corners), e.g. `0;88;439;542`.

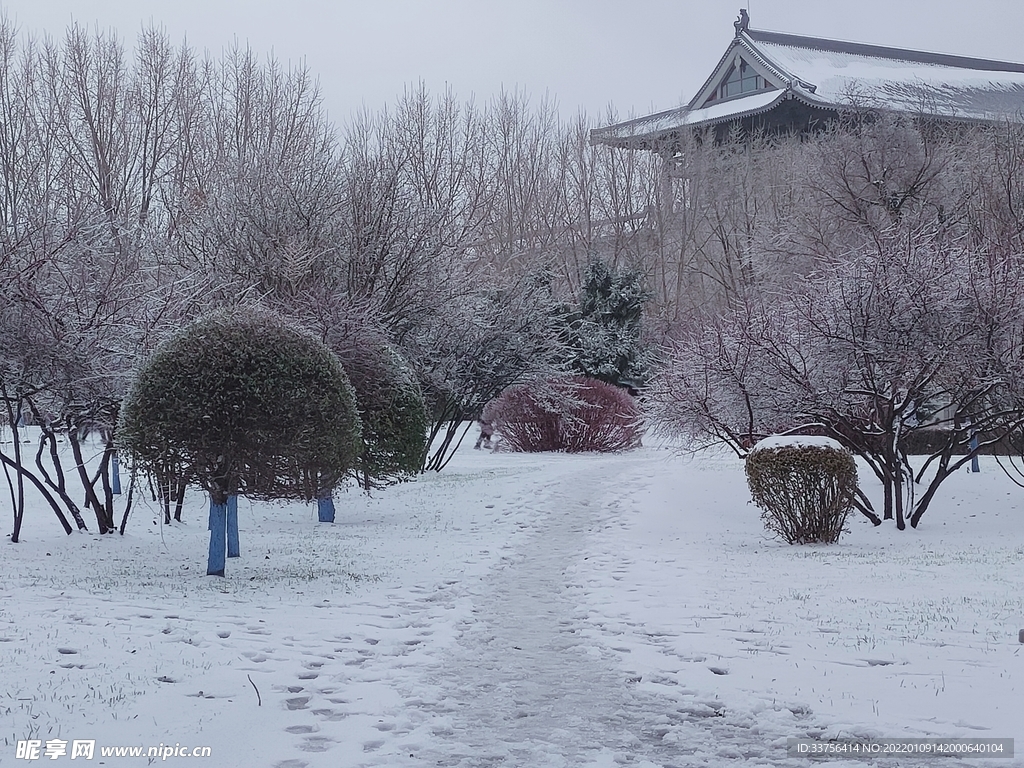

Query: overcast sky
0;0;1020;127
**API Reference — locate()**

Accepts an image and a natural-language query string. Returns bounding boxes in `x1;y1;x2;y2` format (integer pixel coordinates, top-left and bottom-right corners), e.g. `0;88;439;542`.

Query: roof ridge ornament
734;8;750;36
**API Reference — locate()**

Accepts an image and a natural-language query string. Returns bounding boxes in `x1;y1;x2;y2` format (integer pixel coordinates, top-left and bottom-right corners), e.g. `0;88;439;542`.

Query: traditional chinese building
592;11;1024;150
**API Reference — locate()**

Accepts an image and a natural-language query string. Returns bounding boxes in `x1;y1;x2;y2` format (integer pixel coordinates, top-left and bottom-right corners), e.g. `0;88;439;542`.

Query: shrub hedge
745;441;857;544
487;376;643;453
328;322;428;489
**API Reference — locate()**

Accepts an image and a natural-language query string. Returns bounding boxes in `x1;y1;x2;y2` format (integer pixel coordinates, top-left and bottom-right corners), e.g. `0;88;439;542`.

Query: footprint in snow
298;736;333;753
312;708;347;721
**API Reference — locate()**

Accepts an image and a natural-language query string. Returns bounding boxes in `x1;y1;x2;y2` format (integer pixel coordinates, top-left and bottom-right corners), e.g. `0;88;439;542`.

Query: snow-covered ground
2;436;1022;767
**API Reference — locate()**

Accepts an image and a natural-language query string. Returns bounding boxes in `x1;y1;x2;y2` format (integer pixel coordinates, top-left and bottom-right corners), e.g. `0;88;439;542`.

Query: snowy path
371;455;805;768
412;458;679;767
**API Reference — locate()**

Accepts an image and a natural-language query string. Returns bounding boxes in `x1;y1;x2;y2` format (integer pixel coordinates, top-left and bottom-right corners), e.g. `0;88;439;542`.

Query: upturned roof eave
695;89;836;126
592;90;833;148
588;104;691;144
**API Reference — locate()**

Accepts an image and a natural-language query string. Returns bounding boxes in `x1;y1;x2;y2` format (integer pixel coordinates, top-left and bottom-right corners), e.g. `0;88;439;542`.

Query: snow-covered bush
488;376;643;453
745;437;857;544
119;309;362;505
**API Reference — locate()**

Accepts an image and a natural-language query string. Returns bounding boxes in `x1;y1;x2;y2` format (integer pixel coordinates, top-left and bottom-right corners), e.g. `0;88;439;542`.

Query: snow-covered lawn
2;440;1022;766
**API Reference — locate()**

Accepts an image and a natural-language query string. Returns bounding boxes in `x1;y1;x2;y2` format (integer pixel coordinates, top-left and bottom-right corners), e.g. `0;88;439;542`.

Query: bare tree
404;266;567;471
657;231;1024;530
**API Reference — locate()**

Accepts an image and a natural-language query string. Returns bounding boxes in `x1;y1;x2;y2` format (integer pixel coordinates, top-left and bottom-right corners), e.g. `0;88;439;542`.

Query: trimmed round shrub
745;438;857;544
119;308;362;504
486;376;643;453
327;320;428;489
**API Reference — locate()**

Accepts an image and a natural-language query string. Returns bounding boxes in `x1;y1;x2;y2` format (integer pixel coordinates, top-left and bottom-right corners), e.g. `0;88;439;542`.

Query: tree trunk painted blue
207;497;227;577
970;431;980;473
111;453;121;495
317;495;336;523
227;495;240;558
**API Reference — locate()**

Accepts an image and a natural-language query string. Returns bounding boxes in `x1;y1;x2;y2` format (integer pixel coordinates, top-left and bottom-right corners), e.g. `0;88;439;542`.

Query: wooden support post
227;495;240;558
317;494;335;523
208;497;227;576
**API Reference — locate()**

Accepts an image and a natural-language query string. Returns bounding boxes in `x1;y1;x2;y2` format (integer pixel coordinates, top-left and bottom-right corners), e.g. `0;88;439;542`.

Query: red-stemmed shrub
486;376;643;453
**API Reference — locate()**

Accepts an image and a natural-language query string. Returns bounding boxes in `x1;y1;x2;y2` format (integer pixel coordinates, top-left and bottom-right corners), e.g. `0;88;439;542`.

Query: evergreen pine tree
567;261;649;391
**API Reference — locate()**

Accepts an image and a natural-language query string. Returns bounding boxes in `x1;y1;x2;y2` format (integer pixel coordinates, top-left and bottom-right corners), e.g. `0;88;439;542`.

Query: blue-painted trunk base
208;498;227;576
318;496;336;523
227;495;240;558
111;453;121;495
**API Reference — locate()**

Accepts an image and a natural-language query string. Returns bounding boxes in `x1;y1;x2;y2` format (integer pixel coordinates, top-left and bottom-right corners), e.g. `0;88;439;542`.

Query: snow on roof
746;29;1024;74
592;90;785;144
759;37;1024;123
591;26;1024;146
749;435;846;453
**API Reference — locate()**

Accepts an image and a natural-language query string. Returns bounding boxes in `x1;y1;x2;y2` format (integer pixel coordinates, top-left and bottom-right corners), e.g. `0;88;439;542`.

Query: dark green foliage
327;321;428;489
745;443;858;544
566;261;649;391
487;376;644;453
119;309;362;504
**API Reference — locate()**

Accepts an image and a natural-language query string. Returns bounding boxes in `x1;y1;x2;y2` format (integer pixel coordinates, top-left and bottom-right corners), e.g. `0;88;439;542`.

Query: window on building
703;59;772;105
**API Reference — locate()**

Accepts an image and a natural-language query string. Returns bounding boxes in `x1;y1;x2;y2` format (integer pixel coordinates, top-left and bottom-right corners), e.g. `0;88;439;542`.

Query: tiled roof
759;34;1024;120
746;29;1024;74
